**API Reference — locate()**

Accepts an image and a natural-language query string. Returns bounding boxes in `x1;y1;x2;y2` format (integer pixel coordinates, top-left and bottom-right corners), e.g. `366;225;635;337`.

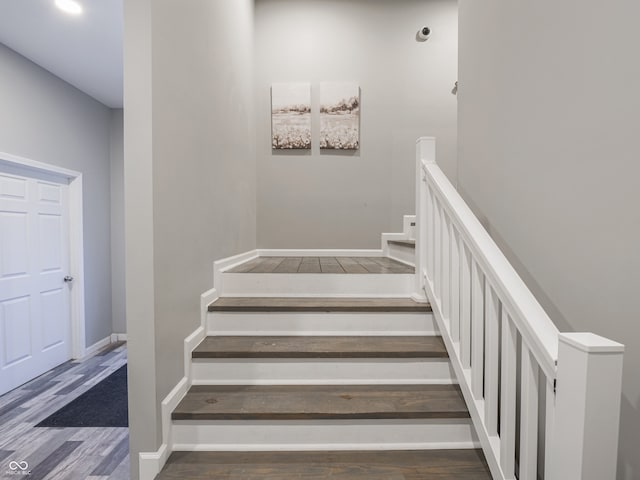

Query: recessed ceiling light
55;0;83;15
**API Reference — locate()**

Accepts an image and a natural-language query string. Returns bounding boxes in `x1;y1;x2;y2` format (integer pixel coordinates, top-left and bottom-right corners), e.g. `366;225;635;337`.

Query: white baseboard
83;336;111;358
83;333;128;359
257;249;384;257
213;250;259;292
110;333;128;342
138;313;209;480
200;288;218;330
138;376;189;480
139;443;168;480
172;441;480;452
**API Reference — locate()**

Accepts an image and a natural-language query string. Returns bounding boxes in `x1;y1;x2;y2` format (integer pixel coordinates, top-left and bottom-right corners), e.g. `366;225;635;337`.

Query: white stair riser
387;244;415;266
191;358;455;385
172;419;478;451
207;312;438;336
220;273;414;296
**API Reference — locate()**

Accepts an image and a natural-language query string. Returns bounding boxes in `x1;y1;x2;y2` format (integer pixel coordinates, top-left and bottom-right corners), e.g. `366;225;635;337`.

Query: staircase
155;254;491;479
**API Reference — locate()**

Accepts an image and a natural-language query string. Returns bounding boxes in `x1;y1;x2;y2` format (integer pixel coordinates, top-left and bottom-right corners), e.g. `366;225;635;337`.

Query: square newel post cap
559;332;624;354
416;137;436;165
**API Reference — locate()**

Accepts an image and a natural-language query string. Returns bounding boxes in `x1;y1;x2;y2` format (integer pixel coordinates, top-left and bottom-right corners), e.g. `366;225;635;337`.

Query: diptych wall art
271;83;312;150
320;82;360;150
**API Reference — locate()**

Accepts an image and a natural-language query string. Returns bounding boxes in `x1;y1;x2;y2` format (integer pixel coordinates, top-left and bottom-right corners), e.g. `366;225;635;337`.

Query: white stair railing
415;137;625;480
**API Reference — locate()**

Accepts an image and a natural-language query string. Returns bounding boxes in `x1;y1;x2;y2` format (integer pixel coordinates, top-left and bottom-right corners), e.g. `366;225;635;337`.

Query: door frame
0;151;86;359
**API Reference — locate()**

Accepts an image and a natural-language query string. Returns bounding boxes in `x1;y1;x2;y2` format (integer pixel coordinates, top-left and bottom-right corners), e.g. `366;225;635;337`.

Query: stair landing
227;256;414;274
156;449;492;479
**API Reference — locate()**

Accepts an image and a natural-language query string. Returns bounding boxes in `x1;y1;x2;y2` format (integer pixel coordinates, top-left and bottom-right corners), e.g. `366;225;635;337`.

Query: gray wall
457;1;640;478
255;0;458;248
110;109;126;334
0;42;113;348
124;0;256;477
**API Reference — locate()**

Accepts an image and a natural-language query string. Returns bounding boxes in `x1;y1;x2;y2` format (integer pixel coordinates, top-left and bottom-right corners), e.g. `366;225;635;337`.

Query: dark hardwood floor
172;384;469;421
192;335;447;358
227;256;414;274
155;449;492;480
208;297;431;313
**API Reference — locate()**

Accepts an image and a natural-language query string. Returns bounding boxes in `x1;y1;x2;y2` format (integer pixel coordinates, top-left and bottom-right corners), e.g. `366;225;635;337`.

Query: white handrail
421;159;559;378
415;137;624;480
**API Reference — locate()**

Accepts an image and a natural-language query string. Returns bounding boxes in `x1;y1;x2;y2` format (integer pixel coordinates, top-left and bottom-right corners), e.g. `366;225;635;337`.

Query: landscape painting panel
271;83;311;150
320;82;360;150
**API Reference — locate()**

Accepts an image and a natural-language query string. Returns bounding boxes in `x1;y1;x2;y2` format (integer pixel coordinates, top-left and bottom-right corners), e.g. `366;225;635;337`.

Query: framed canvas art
271;83;311;150
320;82;360;150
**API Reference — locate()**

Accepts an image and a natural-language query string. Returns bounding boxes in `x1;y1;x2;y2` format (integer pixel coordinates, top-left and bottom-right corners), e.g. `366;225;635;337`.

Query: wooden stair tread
193;336;447;358
208;297;431;312
172;384;468;420
388;239;416;248
156;449;492;479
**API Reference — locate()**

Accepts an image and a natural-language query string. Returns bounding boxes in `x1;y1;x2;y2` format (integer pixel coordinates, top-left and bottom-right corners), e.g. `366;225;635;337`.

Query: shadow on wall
619;397;639;480
457;186;573;333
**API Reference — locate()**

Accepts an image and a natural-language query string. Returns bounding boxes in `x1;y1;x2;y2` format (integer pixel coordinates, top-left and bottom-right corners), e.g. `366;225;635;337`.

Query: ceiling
0;0;123;108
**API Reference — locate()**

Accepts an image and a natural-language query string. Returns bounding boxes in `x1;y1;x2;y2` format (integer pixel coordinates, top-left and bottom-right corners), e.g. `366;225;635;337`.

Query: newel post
549;333;624;480
415;137;436;296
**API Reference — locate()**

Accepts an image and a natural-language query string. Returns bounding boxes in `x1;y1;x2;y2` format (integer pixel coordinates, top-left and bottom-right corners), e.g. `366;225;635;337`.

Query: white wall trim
171;441;480;452
83;336;111;358
200;288;218;330
138;290;211;480
110;333;128;342
0;151;87;360
0;151;82;179
257;249;384;257
138;376;189;480
68;174;86;359
213;250;258;292
138;444;168;480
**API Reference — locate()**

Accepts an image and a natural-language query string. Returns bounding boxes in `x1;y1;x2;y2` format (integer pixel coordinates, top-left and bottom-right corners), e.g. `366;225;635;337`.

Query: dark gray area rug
36;365;128;428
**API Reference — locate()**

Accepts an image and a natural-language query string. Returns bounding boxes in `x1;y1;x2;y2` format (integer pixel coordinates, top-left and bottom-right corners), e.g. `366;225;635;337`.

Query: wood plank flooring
156;449;492;480
227;256;414;274
192;336;447;358
208;297;431;313
172;384;469;421
0;343;128;480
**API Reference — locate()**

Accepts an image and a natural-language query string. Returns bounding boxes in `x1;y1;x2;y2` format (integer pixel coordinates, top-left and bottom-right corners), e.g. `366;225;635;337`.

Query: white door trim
0;152;86;359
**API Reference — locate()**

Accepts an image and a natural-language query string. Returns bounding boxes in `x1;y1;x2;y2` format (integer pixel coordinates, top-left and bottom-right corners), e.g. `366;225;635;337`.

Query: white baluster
433;199;442;303
425;185;434;284
520;345;539;480
500;310;517;479
471;260;484;399
459;240;471;369
484;286;500;435
449;225;460;344
442;214;450;322
544;377;555;479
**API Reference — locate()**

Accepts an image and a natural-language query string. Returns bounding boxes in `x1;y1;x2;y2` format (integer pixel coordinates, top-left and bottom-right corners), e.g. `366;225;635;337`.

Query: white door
0;166;72;396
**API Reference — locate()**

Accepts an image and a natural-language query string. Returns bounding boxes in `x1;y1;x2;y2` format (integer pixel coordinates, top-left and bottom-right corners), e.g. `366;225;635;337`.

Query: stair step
193;336;447;358
208;297;431;313
388;239;416;248
156;449;492;480
172;384;468;421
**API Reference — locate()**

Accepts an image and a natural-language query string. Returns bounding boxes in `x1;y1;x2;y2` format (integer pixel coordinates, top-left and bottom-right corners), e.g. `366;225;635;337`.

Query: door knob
64;276;74;283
